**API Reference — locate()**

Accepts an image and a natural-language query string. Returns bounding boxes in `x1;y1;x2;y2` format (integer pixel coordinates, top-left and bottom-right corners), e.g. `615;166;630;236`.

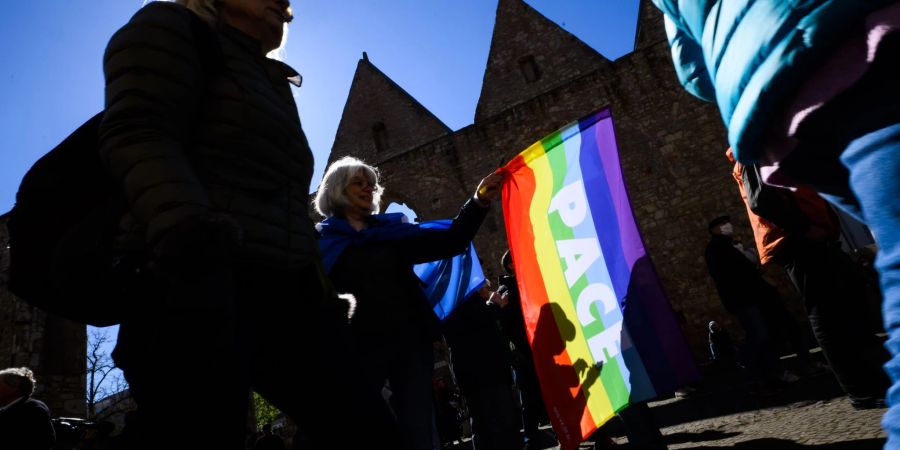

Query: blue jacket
651;0;893;162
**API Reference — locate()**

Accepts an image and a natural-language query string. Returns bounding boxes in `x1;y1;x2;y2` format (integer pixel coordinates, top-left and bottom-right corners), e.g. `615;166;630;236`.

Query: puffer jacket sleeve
663;15;715;102
99;3;211;245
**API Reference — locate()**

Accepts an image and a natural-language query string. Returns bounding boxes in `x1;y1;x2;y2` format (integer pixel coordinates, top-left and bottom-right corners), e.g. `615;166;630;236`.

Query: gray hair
315;157;384;218
145;0;288;60
172;0;218;25
0;367;36;399
143;0;217;24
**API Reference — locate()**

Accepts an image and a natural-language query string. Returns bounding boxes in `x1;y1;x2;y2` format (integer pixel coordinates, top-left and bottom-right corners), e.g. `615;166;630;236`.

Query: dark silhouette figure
442;283;522;450
705;216;786;385
497;251;556;449
431;377;463;446
254;424;286;450
708;321;741;368
100;3;398;450
530;303;601;449
0;367;56;450
730;151;889;408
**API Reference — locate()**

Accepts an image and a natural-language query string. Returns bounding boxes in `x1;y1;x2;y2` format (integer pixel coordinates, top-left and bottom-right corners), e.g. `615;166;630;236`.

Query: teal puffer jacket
651;0;894;163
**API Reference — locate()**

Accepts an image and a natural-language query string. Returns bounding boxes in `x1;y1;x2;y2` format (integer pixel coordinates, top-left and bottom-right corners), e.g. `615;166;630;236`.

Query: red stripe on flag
502;158;594;449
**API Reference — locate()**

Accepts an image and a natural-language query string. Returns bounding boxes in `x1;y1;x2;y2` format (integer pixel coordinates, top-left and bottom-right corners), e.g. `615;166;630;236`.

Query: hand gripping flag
501;108;697;449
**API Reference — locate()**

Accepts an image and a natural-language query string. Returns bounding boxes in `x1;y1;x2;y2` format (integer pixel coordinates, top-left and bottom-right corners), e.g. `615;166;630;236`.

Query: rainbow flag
501;108;697;449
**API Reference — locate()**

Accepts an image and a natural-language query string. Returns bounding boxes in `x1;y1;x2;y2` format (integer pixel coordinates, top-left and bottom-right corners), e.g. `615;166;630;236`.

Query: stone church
1;0;782;415
326;0;751;355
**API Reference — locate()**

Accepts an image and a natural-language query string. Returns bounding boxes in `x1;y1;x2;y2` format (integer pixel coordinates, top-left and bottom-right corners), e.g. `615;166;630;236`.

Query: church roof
330;54;451;164
474;0;611;122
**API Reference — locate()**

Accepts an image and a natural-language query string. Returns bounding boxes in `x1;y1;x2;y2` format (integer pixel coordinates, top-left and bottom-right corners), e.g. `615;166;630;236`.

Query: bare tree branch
86;328;129;419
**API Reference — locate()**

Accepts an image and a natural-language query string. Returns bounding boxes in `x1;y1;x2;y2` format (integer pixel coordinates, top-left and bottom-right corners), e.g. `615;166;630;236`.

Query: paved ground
651;397;885;449
447;355;887;449
599;358;885;449
641;356;885;449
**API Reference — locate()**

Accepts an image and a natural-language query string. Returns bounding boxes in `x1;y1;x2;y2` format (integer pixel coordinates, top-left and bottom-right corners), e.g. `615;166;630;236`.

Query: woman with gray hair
315;156;504;450
99;2;396;449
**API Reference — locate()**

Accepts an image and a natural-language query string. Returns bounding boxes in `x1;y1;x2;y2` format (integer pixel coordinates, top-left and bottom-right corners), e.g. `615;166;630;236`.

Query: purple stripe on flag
579;112;656;401
581;108;699;393
593;117;644;271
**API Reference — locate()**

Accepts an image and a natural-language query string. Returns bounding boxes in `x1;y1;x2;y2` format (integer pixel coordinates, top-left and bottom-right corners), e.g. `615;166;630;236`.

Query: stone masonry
324;0;784;357
0;213;87;418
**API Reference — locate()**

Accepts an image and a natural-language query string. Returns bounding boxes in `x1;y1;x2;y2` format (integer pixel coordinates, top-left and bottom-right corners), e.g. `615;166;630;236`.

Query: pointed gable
474;0;611;122
330;54;451;164
634;0;667;50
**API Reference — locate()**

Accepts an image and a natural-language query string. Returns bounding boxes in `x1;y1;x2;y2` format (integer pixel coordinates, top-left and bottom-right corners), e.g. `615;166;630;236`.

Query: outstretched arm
397;171;504;264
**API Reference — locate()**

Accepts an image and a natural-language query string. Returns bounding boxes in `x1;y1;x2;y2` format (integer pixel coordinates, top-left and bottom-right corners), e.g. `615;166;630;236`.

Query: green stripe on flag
544;128;630;411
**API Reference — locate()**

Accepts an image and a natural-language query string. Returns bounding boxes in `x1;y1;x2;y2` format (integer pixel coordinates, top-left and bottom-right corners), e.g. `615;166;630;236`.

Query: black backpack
7;113;127;326
6;7;220;326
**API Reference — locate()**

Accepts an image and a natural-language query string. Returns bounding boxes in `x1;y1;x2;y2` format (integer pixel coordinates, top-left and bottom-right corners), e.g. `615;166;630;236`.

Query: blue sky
0;0;639;395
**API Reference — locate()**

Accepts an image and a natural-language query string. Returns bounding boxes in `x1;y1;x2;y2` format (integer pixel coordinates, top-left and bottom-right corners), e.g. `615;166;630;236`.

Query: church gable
474;0;612;122
634;0;667;50
330;54;451;165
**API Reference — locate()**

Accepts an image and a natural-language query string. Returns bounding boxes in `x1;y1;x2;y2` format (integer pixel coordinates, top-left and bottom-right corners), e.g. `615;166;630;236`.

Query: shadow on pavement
678;437;885;449
664;430;742;445
645;362;847;430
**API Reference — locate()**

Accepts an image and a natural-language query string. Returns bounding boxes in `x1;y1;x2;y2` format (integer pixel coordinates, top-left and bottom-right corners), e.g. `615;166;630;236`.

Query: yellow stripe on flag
527;143;614;422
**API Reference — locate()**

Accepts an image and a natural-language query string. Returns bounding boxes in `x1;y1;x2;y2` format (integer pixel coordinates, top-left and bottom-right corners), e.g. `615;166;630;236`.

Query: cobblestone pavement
653;397;885;449
638;357;887;450
443;357;888;450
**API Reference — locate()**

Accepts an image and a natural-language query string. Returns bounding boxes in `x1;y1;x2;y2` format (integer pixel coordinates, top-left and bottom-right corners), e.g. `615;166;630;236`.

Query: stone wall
0;214;87;417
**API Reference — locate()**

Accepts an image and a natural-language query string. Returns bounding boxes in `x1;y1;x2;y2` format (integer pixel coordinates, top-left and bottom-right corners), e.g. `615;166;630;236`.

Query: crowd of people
2;0;900;449
656;0;899;446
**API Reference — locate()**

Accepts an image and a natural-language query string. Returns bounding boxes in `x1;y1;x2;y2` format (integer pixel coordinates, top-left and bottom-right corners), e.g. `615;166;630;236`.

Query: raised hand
474;171;505;207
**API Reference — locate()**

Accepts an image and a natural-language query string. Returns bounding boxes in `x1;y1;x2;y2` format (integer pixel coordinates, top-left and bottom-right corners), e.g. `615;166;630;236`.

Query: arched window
518;55;541;84
372;121;388;153
385;202;418;223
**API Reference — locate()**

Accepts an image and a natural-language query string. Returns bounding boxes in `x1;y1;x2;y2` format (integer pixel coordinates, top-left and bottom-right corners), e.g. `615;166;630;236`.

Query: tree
253;391;282;429
86;328;128;419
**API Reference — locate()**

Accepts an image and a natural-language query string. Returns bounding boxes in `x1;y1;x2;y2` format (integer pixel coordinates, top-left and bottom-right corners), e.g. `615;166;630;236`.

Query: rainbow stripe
501;108;697;449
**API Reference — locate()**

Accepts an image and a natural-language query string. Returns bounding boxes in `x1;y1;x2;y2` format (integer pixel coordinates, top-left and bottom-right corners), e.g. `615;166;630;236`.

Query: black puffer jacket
704;234;776;313
0;398;55;450
442;297;513;390
497;273;532;360
100;3;316;268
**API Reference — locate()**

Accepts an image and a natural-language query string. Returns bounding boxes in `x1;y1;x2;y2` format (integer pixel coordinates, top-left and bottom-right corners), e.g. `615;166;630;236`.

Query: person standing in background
650;0;900;441
0;367;56;450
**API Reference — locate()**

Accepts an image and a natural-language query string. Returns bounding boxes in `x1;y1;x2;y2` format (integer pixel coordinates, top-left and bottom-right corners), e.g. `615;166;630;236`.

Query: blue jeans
840;125;900;448
776;29;900;448
783;123;900;447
